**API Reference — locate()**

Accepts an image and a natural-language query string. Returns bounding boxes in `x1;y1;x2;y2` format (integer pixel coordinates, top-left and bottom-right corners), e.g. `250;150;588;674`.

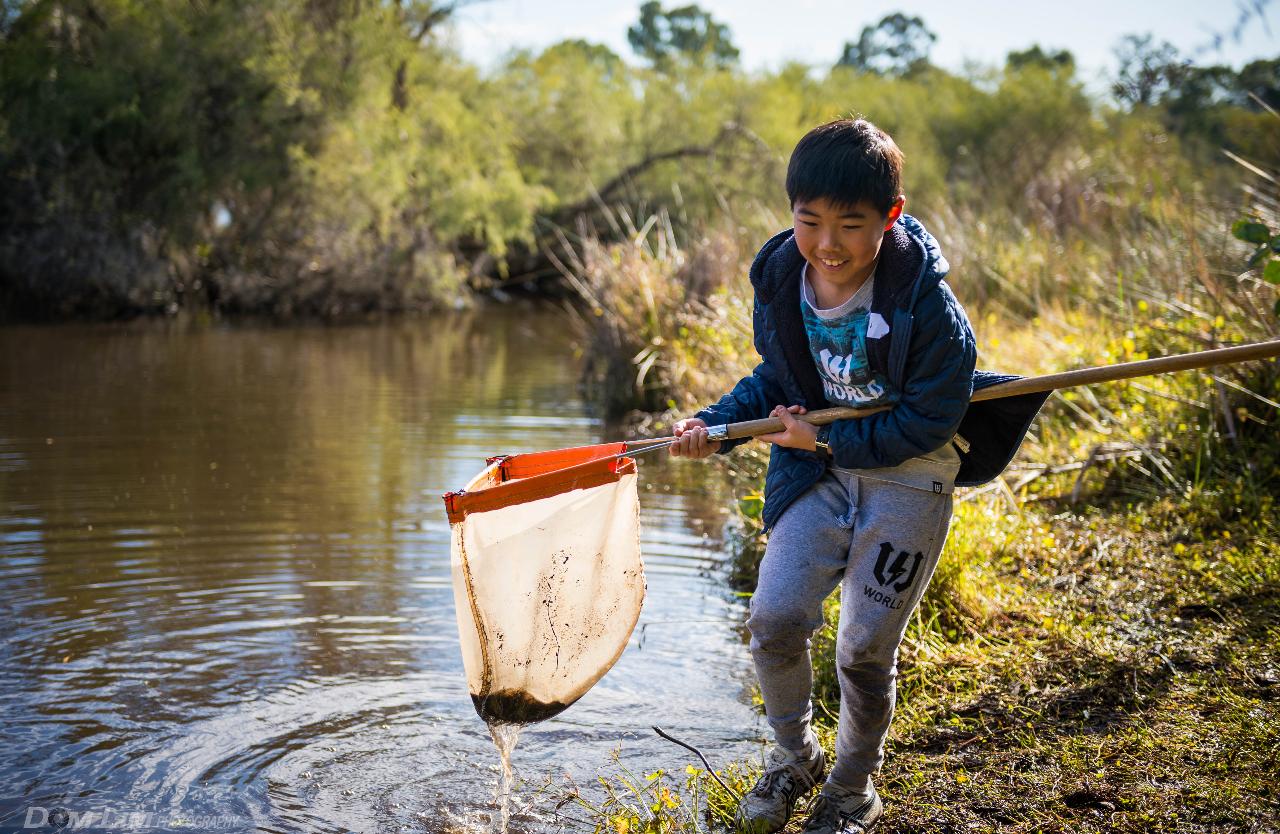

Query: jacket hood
750;213;950;312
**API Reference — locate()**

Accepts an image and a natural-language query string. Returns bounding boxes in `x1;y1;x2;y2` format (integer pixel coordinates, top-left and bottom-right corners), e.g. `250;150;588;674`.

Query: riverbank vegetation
2;1;1278;320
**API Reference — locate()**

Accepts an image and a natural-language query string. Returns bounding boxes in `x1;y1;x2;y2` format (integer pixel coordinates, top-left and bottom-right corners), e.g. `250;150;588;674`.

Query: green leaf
1270;235;1280;253
1265;259;1280;285
1274;297;1280;318
1233;219;1271;244
1249;246;1272;268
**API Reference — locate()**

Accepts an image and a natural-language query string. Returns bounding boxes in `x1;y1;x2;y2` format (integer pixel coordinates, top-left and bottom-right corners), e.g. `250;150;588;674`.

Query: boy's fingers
673;418;706;438
669;426;717;458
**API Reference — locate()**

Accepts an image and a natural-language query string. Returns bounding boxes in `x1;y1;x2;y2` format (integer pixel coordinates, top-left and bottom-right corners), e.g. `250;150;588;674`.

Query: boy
669;118;977;834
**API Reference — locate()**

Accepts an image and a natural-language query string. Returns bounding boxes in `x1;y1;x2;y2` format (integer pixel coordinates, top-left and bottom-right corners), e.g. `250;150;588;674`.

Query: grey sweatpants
747;469;953;786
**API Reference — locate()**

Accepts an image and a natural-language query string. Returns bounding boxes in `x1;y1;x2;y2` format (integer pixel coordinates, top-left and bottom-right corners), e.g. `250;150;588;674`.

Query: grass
860;487;1280;833
552;752;754;834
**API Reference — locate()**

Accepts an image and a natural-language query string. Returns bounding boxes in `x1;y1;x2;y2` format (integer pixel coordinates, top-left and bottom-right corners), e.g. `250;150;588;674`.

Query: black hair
785;118;903;216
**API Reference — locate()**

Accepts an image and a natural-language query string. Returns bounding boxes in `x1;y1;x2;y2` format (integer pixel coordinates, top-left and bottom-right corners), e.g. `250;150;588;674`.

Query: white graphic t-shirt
800;262;961;494
800;266;893;408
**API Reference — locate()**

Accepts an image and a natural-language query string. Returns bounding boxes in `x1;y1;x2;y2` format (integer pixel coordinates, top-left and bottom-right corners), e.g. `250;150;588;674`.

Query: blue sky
449;0;1276;85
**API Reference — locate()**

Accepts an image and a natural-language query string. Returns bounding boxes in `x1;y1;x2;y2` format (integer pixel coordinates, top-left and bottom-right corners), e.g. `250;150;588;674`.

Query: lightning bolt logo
873;542;923;593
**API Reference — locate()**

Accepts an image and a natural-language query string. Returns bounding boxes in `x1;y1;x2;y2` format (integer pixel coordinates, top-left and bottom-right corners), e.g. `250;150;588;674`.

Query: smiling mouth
819;258;848;269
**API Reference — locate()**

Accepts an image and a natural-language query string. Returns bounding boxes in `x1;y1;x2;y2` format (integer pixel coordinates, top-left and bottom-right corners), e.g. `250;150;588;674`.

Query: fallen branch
652;726;740;801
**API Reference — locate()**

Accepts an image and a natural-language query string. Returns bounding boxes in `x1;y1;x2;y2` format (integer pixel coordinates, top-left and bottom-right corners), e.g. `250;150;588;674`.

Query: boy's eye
799;220;817;227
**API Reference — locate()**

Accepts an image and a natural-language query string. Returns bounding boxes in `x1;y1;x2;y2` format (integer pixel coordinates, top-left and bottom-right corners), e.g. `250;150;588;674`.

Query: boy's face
792;196;905;294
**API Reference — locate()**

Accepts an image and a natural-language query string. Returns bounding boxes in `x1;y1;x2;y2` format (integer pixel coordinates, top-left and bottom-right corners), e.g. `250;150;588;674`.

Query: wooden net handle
710;338;1280;441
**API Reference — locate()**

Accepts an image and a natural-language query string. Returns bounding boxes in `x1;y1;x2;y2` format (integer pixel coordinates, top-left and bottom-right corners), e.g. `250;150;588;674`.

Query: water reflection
0;309;763;832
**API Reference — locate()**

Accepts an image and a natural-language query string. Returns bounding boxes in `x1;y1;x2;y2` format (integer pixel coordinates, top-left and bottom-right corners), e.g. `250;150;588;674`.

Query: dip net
443;443;645;724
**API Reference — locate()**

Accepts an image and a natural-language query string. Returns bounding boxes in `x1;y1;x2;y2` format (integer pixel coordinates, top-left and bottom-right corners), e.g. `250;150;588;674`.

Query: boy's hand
757;405;816;451
670;417;721;459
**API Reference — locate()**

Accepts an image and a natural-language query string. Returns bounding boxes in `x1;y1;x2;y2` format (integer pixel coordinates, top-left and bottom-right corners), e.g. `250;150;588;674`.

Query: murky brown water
0;308;764;833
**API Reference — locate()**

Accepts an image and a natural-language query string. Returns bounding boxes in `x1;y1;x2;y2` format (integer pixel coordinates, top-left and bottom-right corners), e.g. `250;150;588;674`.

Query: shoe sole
736;814;787;834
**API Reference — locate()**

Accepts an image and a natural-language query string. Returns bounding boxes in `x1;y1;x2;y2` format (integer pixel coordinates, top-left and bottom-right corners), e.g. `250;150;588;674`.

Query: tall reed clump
551;209;758;421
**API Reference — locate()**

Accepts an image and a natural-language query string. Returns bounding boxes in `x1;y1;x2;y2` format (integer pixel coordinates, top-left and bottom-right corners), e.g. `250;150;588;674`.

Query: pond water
0;308;766;833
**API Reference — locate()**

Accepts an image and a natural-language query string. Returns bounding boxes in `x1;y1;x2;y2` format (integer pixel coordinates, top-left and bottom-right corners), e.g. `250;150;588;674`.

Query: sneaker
735;744;826;834
799;783;883;834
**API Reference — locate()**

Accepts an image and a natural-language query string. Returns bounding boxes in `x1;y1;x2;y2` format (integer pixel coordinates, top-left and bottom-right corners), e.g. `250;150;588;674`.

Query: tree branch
551;121;770;223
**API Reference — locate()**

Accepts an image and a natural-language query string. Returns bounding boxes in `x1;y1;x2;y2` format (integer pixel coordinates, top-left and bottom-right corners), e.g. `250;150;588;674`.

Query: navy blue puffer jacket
694;215;1047;531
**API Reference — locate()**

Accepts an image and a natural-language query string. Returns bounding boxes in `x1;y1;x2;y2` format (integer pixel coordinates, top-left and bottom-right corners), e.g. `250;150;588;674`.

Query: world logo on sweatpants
872;541;924;593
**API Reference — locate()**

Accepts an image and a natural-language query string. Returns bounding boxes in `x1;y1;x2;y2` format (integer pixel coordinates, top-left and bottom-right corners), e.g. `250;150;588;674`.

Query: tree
1111;34;1188;107
626;1;739;70
837;13;935;76
390;1;487;109
1;0;28;38
1236;57;1280;111
1006;45;1075;76
541;39;625;78
395;0;483;43
1162;64;1235;118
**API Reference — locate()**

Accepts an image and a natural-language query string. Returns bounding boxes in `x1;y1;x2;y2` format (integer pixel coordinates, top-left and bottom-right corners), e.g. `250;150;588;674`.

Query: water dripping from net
487;721;522;834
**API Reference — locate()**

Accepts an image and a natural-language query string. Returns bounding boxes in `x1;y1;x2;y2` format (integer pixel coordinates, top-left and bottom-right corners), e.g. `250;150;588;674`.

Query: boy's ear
883;196;906;231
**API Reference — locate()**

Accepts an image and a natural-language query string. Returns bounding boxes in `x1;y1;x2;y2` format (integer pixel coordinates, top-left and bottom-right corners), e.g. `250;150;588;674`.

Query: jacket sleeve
826;285;977;468
692;299;788;454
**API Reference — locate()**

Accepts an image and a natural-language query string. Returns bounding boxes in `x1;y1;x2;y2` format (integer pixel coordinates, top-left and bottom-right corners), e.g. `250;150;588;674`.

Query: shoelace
749;766;796;799
751;756;820;802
